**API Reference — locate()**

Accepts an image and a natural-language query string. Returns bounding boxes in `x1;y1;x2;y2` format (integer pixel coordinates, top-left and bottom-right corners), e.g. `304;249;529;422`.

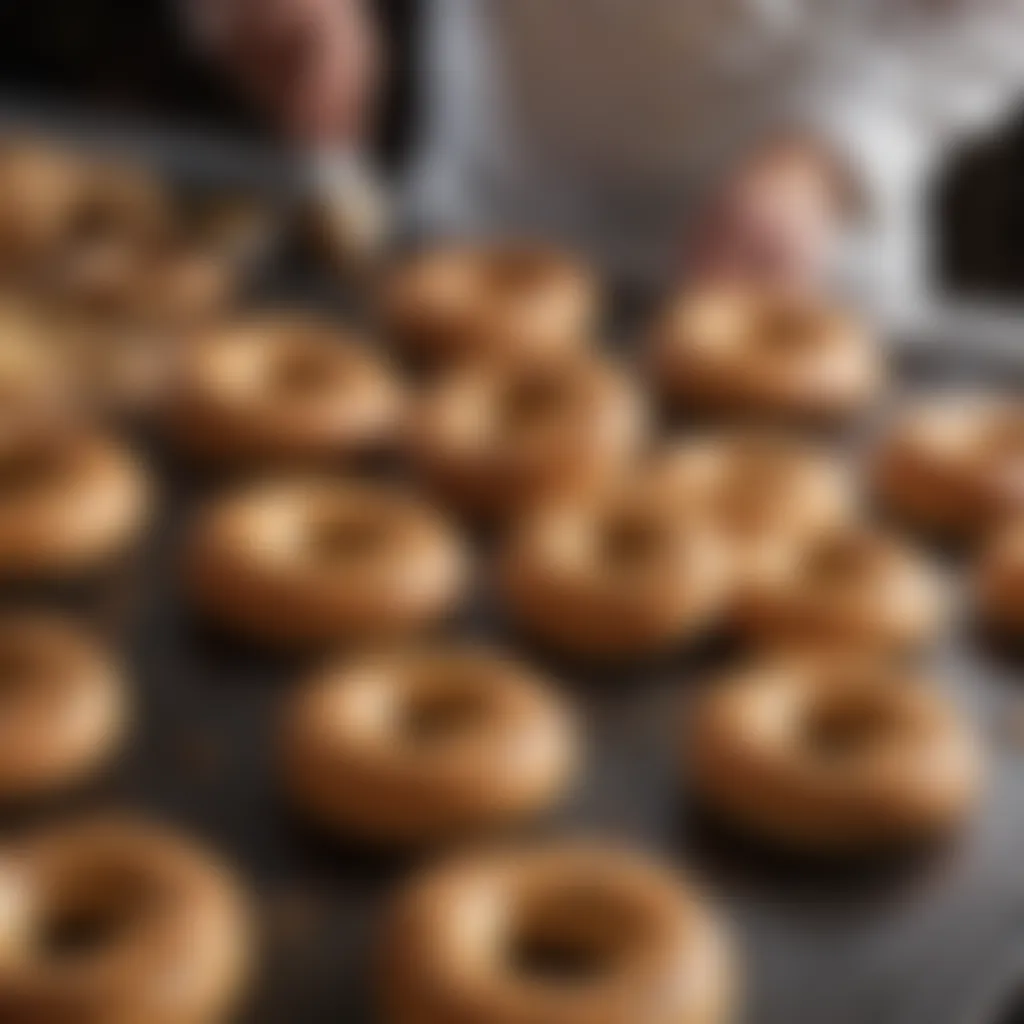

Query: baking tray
1;110;1023;1024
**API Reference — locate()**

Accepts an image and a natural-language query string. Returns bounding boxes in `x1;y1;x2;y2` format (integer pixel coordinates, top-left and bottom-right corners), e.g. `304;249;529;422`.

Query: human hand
185;0;382;145
688;137;851;295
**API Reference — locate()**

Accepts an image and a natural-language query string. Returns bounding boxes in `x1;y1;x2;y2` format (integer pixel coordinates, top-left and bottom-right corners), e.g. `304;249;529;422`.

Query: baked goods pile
0;135;1014;1024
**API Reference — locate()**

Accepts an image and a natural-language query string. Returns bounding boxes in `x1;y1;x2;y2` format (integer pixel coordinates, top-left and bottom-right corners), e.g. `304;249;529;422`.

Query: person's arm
181;0;382;145
688;1;1024;296
688;135;852;295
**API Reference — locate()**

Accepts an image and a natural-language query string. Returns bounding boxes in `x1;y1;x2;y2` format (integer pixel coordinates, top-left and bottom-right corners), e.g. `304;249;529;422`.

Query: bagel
169;316;403;464
688;655;983;851
500;487;729;658
48;225;231;324
382;243;597;364
733;524;944;653
380;842;734;1024
407;352;646;518
21;151;169;296
47;312;176;421
0;298;176;424
636;432;851;582
0;141;103;274
282;645;578;844
0;429;151;580
873;396;1024;538
186;478;469;646
0;817;250;1024
649;285;882;423
0;613;126;803
0;143;230;324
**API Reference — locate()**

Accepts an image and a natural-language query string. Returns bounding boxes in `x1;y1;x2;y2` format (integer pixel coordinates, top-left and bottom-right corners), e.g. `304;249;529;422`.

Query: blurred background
1;0;1023;302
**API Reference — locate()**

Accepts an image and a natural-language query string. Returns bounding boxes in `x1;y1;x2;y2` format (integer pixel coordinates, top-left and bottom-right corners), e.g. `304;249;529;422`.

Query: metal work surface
1;113;1023;1024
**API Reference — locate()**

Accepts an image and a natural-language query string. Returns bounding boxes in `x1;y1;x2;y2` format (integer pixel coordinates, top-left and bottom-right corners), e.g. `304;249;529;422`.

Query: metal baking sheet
1;110;1023;1024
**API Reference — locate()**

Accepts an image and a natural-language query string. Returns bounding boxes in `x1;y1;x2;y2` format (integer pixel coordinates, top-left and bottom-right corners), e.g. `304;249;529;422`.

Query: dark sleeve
0;0;255;133
938;109;1024;300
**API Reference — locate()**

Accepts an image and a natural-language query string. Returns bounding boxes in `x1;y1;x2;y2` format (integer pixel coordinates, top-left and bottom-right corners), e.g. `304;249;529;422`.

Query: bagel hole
310;514;389;563
804;537;873;584
727;446;798;497
502;375;569;431
401;686;489;745
719;483;779;535
485;250;550;293
804;697;898;762
602;515;664;571
505;884;649;988
64;198;129;251
272;344;336;395
0;645;41;697
0;449;61;495
757;307;819;352
38;883;152;962
509;916;619;985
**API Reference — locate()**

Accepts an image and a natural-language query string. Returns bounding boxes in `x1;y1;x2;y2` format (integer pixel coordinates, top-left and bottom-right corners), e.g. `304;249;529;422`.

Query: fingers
281;4;383;144
185;0;381;145
688;137;848;294
690;191;832;295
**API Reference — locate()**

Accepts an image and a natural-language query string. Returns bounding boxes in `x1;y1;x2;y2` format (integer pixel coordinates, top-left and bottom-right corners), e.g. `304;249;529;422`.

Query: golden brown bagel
27;153;169;294
649;286;883;423
500;487;728;658
380;841;735;1024
407;352;646;518
636;432;851;582
186;478;469;646
0;817;250;1024
0;299;175;424
50;231;232;324
0;141;99;274
0;614;127;803
169;315;403;464
0;429;151;580
688;656;983;851
57;156;168;254
733;524;943;653
282;645;578;844
382;243;597;363
0;143;230;323
45;312;175;421
873;396;1024;539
